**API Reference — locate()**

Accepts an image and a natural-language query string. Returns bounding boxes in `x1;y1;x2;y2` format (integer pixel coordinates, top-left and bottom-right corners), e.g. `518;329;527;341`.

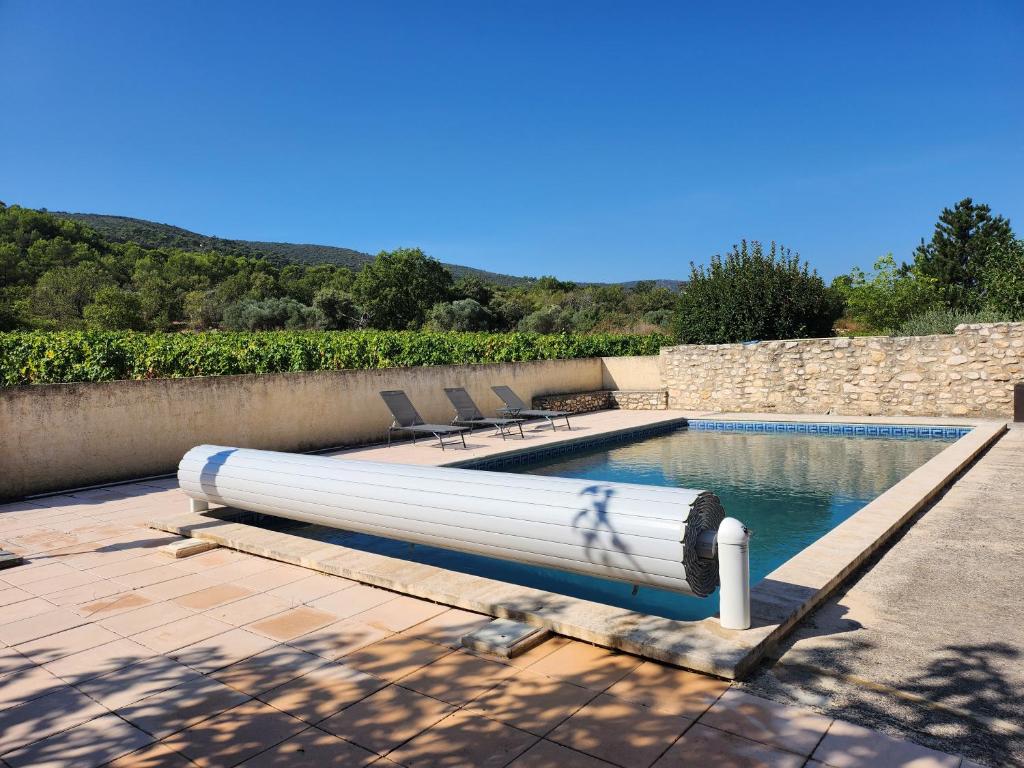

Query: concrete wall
600;355;661;390
1;358;603;499
660;322;1024;418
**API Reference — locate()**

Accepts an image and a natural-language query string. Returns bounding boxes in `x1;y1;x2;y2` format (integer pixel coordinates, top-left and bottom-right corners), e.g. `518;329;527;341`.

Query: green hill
52;212;538;288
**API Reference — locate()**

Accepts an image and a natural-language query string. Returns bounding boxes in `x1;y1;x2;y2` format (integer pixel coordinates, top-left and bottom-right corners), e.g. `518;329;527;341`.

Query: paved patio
0;410;1005;767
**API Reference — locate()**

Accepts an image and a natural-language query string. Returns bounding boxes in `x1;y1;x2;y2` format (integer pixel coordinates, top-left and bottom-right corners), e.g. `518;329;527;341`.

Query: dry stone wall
533;389;668;413
659;323;1024;419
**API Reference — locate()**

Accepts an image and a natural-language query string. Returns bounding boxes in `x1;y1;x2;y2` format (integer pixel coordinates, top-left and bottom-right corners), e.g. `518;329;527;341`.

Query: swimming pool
303;422;958;621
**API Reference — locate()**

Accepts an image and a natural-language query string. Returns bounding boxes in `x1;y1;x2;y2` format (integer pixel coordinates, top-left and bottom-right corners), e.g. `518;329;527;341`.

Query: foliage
0;330;670;386
222;298;320;331
424;298;494;331
912;198;1014;310
981;238;1024;319
831;254;941;332
673;240;843;343
893;308;1015;337
83;286;146;330
351;248;453;330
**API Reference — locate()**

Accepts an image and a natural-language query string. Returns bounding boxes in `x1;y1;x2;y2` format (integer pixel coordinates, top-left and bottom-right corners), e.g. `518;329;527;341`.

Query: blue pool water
296;424;958;621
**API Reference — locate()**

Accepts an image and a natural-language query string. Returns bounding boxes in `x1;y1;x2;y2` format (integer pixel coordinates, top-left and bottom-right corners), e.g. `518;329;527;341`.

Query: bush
0;330;670;385
222;298;319;331
673;240;842;343
832;254;940;333
893;308;1015;337
982;238;1024;319
424;299;494;331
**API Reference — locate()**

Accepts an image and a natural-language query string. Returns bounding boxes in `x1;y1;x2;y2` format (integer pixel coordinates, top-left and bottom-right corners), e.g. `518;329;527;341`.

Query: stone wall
533;389;668;413
660;322;1024;418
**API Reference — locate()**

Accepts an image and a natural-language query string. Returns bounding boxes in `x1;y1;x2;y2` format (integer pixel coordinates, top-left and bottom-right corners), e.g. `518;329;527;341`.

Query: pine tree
913;198;1013;310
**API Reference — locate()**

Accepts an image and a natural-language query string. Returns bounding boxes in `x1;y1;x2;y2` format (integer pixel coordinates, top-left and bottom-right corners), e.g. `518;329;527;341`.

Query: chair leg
518;423;524;438
460;431;466;448
564;415;571;430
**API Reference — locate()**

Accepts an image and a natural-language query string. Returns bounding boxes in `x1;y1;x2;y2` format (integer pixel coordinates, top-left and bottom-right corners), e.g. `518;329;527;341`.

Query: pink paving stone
2;711;154;768
386;709;539;768
237;725;377;767
700;688;833;756
42;637;156;684
170;627;279;673
130;612;235;654
116;674;251;740
14;623;122;664
0;664;66;710
349;595;449;632
210;644;330;697
507;739;618;767
651;723;805;768
267;572;355;605
0;685;107;755
309;583;398;618
76;654;203;710
98;600;195;637
247;606;340;641
811;719;962;768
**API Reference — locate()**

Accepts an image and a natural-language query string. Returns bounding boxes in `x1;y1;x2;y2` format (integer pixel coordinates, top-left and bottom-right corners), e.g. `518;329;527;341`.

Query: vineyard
0;331;669;386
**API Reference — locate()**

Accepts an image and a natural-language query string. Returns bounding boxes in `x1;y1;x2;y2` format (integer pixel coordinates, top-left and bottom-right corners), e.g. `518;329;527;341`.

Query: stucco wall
660;322;1024;418
1;358;602;499
600;355;661;390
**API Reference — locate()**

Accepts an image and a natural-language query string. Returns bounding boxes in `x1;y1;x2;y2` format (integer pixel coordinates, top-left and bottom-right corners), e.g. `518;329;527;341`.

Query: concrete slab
159;539;219;559
461;618;551;658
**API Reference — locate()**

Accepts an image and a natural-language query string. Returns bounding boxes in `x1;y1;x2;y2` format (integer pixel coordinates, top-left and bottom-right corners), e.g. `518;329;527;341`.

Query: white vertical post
717;517;751;630
189;498;210;514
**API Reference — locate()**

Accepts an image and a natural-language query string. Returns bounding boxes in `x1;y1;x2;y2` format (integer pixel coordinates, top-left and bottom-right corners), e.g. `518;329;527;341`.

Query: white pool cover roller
178;445;729;598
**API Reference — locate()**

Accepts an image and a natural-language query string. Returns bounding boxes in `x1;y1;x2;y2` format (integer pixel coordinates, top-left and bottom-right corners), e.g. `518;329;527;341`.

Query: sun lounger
490;385;571;431
444;387;524;439
380;390;468;450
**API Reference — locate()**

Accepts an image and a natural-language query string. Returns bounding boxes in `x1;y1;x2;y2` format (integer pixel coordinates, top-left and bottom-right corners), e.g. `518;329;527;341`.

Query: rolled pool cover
177;445;725;597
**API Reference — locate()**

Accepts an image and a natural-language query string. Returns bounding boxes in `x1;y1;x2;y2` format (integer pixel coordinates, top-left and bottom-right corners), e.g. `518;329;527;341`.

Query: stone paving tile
606;660;731;718
547;692;691;768
0;587;36;607
400;607;493;648
46;579;125;608
1;596;56;623
131;613;235;654
266;571;355;604
0;607;90;646
172;583;253;610
160;699;307;768
2;711;153;768
247;606;339;641
87;553;171;580
0;664;65;710
138;573;221;602
21;569;103;597
75;591;152;619
340;633;453;682
507;739;619;767
650;723;804;768
0;685;106;755
0;561;79;587
525;640;643;692
811;719;962;768
398;648;517;705
117;674;251;740
76;654;202;711
233;563;312;594
316;683;455;755
309;583;398;618
286;619;392;661
103;740;195;767
42;637;155;684
15;623;122;665
109;564;189;590
0;647;33;678
259;660;387;724
387;709;539;768
203;592;293;626
197;556;281;584
700;688;833;757
211;645;330;697
170;627;278;673
466;668;598;736
98;600;194;637
237;725;377;767
350;595;449;632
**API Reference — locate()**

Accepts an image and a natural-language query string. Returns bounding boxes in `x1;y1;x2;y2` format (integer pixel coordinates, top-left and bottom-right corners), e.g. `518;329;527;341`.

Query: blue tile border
460;418;972;471
685;420;971;440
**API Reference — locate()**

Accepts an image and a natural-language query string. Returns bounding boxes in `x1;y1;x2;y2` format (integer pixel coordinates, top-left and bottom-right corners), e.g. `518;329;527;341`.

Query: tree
832;254;940;332
351;248;453;330
452;276;494;306
83;286;147;330
312;287;358;330
29;263;112;327
425;298;494;331
222;297;317;330
913;198;1014;310
982;238;1024;319
673;240;842;343
518;304;575;334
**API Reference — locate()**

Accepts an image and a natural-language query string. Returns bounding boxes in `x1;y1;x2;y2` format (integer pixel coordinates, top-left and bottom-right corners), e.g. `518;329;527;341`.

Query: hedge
0;331;670;386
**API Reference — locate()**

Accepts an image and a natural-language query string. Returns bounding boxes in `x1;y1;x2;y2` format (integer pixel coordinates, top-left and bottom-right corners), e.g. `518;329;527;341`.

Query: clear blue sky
2;1;1021;282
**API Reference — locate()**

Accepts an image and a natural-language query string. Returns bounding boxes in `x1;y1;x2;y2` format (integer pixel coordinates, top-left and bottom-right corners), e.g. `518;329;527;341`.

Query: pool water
304;426;955;622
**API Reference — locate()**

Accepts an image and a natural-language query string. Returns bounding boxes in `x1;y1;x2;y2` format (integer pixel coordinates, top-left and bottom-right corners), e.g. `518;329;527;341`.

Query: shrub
893;308;1015;337
222;298;318;331
673;241;842;343
424;299;494;331
831;254;941;333
982;238;1024;319
0;330;669;385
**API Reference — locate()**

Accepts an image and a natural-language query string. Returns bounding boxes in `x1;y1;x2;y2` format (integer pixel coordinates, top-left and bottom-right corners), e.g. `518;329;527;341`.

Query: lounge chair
491;385;572;431
444;387;525;440
379;390;468;450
